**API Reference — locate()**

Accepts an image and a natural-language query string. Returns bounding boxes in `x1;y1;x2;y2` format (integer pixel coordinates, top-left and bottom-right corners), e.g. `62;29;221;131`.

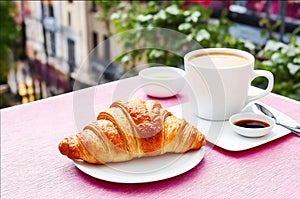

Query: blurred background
1;0;299;108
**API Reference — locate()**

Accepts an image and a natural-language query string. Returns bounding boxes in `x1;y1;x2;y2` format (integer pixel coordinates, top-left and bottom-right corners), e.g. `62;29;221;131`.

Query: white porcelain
184;48;274;120
74;147;205;183
229;112;275;138
167;99;299;151
139;66;185;98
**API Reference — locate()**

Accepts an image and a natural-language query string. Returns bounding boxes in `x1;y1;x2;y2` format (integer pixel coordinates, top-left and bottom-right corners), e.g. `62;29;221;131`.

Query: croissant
59;98;205;164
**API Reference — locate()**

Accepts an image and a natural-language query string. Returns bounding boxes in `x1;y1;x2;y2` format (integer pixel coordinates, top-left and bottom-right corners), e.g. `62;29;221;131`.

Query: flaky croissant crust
59;98;205;164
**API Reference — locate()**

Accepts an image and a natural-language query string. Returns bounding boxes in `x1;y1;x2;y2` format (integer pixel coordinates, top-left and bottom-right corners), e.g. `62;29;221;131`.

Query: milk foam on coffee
189;52;250;68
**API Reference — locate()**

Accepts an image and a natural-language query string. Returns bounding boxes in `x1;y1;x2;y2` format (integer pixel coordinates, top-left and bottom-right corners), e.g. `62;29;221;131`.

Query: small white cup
139;66;185;98
184;48;274;121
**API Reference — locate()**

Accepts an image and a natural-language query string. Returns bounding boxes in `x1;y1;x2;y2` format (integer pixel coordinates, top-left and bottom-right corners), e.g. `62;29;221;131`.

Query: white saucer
168;102;299;151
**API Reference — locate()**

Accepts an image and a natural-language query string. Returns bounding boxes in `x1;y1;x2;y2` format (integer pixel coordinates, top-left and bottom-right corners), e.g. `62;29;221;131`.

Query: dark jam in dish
233;119;270;128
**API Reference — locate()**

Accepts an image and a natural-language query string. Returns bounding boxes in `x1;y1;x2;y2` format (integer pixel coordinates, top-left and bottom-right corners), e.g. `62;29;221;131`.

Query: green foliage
0;2;20;84
97;1;299;101
259;17;281;41
108;1;254;70
95;0;120;36
254;28;300;101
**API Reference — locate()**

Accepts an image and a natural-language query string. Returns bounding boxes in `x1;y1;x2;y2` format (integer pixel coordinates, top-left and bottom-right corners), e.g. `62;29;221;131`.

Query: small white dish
139;66;185;98
229;112;275;138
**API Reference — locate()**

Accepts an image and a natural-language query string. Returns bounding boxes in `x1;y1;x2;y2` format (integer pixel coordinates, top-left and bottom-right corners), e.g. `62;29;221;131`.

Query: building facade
16;0;122;97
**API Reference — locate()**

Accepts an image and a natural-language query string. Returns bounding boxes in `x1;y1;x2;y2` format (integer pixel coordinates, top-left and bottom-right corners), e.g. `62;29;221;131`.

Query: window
50;32;56;56
41;1;51;17
103;35;110;61
92;32;98;49
91;0;97;12
68;12;71;26
67;39;75;73
41;2;45;17
49;4;54;17
92;32;98;57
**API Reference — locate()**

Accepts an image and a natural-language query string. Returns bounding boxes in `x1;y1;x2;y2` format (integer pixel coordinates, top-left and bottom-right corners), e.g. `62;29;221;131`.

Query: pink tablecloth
1;76;300;198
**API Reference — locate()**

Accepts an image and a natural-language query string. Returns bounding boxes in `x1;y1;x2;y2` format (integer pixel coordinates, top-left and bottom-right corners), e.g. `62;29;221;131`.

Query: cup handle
246;70;274;104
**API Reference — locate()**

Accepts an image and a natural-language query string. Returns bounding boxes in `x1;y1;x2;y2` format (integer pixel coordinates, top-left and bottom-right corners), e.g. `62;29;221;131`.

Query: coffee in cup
184;48;274;121
188;52;250;68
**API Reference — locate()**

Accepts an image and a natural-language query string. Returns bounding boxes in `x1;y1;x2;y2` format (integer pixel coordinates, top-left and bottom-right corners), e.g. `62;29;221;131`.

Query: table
1;76;300;198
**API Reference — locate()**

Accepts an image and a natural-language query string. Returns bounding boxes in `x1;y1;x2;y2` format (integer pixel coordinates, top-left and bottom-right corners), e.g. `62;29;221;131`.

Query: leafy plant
106;1;254;70
96;1;299;101
259;17;282;41
96;0;120;36
254;26;300;101
0;2;20;84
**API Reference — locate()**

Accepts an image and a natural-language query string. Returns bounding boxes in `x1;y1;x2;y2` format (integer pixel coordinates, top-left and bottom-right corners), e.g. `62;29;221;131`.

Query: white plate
168;102;299;151
74;147;205;183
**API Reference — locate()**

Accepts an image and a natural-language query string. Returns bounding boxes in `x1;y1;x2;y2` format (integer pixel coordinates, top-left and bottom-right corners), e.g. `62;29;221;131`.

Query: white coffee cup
184;48;274;121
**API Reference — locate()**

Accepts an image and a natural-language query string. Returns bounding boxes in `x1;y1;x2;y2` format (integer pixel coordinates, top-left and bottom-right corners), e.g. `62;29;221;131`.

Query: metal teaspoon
254;103;300;136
